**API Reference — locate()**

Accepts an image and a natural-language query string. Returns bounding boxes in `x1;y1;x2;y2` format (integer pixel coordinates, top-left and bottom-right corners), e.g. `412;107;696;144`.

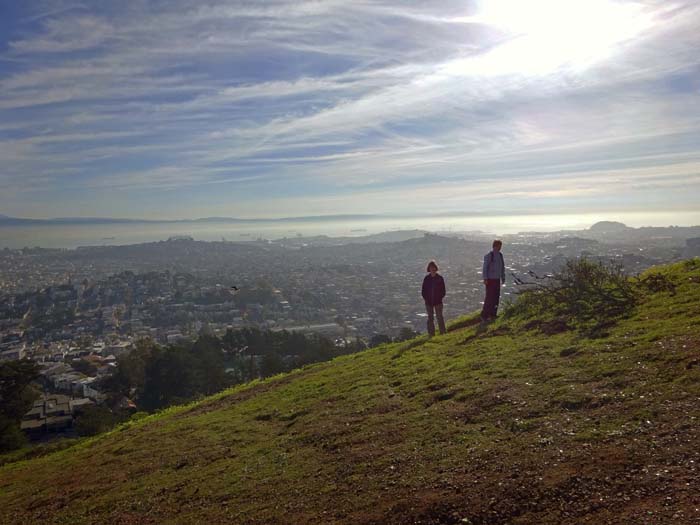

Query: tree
140;346;198;411
370;334;392;347
100;338;156;402
71;359;97;377
74;405;118;437
396;327;419;342
377;306;401;332
0;360;40;452
334;315;348;346
260;351;284;377
190;334;230;395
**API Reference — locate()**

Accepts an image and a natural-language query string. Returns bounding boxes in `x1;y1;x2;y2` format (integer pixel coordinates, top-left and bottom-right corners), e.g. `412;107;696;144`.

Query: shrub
0;360;40;452
74;405;119;437
0;417;28;452
506;258;638;334
637;272;676;295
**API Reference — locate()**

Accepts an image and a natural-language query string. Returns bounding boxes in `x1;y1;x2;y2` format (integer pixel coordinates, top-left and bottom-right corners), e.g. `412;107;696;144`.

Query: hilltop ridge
589;220;630;232
1;260;699;524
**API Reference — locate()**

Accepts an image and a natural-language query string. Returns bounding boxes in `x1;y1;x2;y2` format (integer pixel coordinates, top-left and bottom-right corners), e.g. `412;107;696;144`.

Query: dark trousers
425;302;446;336
481;279;501;320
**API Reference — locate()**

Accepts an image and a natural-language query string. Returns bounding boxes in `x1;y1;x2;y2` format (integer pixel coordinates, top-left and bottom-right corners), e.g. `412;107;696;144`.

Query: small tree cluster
101;335;231;412
74;405;120;437
0;360;40;452
101;327;362;413
368;327;419;347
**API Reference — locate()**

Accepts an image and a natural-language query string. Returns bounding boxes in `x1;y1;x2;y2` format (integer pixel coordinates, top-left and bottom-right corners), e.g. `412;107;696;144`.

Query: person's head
426;261;438;274
492;240;503;252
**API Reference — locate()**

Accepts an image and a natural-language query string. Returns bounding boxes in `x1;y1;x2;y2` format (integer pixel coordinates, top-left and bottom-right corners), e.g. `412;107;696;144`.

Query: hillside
1;260;699;524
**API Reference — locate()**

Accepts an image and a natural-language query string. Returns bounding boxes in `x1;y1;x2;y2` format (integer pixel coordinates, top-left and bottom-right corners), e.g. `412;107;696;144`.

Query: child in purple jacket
422;260;446;336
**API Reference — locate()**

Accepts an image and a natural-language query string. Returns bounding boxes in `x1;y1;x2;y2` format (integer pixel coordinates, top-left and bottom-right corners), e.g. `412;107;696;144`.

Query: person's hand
483;280;488;286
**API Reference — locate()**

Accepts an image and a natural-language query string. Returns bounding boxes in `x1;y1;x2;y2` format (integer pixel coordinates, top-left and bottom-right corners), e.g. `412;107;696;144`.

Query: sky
0;0;699;221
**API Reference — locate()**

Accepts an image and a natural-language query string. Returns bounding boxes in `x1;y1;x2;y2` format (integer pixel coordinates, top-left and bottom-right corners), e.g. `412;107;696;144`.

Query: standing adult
422;260;446;336
481;240;506;322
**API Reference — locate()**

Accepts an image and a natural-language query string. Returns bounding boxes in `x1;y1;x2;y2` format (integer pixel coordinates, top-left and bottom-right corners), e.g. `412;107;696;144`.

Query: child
422;260;446;336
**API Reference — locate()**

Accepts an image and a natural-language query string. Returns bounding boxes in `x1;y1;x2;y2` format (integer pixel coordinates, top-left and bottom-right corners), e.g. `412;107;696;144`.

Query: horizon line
2;211;700;225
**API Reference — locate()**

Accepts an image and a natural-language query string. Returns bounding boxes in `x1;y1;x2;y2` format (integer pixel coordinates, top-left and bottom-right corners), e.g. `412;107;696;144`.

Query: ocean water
1;211;699;249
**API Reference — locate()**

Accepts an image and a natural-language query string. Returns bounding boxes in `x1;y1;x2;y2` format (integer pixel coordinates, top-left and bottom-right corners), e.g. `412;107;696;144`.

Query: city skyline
1;1;699;220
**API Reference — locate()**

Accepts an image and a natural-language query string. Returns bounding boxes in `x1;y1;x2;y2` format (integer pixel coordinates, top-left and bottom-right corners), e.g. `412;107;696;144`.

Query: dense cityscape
1;221;699;442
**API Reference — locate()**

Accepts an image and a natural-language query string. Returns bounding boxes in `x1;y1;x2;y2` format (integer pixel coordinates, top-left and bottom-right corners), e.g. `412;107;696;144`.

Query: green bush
505;258;638;334
129;411;149;422
74;405;119;437
637;272;676;295
0;417;28;452
0;360;40;452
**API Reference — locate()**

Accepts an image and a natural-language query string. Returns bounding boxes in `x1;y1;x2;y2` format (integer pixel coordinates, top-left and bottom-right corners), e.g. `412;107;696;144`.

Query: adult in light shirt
481;240;506;322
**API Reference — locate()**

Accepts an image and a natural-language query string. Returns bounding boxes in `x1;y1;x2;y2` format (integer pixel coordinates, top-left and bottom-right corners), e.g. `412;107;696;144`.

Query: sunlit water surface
1;211;699;249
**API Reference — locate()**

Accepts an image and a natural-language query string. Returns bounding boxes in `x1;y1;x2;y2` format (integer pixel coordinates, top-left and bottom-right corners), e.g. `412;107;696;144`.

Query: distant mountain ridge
0;214;380;225
2;215;699;245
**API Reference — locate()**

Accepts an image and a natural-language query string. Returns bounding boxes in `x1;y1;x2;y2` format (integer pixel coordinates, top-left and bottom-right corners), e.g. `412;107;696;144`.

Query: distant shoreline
0;214;383;226
2;214;700;251
3;210;700;227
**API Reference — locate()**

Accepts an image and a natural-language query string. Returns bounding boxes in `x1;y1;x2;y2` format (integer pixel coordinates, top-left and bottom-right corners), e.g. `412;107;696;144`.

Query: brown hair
426;260;438;272
492;239;503;248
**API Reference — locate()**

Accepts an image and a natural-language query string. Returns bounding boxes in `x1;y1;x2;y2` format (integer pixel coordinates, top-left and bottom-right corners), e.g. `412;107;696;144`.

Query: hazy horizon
3;209;700;225
2;210;700;250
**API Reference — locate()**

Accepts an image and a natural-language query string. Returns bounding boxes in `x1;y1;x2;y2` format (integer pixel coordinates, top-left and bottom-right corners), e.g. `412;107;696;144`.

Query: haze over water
2;211;699;250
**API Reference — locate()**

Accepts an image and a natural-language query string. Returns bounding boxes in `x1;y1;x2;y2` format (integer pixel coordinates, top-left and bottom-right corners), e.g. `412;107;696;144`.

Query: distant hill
588;220;630;232
516;221;700;247
0;215;43;225
274;229;428;245
0;214;380;225
2;260;699;524
193;214;380;223
0;215;128;225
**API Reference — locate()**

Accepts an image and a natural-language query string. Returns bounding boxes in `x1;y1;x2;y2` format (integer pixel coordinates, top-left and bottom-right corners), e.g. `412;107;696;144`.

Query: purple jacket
422;274;446;306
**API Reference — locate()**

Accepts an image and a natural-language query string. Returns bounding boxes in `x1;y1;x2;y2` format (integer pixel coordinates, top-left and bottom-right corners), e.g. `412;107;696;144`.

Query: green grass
1;259;699;524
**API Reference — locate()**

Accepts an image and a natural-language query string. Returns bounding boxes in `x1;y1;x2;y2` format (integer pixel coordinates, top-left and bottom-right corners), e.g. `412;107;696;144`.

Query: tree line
101;327;364;413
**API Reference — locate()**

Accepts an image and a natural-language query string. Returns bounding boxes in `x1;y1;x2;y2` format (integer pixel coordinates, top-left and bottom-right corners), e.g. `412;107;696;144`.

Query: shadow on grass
391;336;429;359
447;314;482;333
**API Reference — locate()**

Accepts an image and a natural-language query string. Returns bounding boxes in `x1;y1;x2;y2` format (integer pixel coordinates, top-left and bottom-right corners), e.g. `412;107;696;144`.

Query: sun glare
455;0;653;76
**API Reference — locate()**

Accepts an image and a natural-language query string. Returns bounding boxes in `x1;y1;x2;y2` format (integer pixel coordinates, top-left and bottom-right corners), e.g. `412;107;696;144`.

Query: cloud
10;15;114;53
1;0;699;219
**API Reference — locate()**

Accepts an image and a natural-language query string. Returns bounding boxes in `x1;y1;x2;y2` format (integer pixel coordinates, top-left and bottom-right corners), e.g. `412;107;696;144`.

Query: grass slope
1;260;699;525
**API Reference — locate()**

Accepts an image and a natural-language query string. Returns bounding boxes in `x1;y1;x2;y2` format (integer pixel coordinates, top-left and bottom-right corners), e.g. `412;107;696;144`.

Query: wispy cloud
0;0;699;219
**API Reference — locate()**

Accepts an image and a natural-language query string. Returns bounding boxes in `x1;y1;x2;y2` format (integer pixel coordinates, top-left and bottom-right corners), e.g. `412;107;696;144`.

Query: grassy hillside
1;260;699;525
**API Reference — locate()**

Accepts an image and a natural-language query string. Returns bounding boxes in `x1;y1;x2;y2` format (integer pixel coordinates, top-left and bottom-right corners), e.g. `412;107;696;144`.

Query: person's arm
439;275;446;301
482;254;489;285
500;253;506;283
421;276;428;301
